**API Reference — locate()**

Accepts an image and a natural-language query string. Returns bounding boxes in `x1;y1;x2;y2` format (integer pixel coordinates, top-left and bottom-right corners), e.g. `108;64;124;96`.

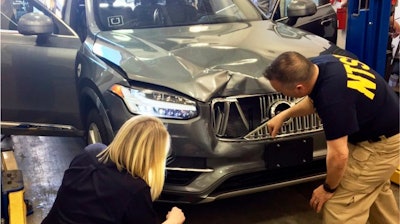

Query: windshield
94;0;263;30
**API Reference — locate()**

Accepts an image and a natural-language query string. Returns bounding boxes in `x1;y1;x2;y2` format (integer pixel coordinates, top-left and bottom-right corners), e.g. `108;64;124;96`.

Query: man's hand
310;184;334;213
266;96;315;137
266;113;286;137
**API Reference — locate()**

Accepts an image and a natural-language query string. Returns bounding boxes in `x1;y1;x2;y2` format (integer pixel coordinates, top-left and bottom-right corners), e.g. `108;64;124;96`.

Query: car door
1;0;84;136
272;0;338;43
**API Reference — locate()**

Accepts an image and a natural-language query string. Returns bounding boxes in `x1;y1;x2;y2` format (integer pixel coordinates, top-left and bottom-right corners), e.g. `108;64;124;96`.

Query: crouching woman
42;115;185;224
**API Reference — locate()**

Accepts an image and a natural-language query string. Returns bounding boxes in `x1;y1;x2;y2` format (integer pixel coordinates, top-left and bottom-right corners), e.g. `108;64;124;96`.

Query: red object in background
330;0;341;4
337;7;347;30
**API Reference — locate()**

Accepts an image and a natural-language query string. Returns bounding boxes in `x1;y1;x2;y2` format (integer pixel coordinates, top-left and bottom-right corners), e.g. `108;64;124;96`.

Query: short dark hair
263;51;314;85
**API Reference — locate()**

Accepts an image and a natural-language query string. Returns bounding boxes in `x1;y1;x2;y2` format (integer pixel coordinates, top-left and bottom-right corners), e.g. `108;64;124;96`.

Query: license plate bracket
264;138;313;169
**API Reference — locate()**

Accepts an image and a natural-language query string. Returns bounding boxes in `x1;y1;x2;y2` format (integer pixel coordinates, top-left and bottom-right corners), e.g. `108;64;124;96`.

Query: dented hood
93;20;335;102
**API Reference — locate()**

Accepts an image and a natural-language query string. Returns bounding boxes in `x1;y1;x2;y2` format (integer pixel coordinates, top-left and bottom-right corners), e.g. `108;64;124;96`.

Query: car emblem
269;100;293;124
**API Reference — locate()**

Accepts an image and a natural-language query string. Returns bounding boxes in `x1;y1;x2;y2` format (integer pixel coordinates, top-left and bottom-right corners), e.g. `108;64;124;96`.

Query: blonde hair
97;115;170;201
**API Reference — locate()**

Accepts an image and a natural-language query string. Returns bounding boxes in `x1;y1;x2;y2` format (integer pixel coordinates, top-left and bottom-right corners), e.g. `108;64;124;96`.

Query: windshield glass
93;0;263;30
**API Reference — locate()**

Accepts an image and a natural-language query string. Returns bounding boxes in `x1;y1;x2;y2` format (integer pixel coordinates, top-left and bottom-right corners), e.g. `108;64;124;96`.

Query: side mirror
287;0;317;18
17;12;54;35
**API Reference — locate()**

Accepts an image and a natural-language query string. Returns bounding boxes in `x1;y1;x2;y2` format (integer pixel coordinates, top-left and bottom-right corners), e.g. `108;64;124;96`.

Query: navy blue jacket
310;55;399;143
41;143;160;224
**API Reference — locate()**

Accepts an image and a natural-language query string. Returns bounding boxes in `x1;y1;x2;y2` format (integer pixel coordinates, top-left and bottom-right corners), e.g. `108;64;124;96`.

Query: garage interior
2;0;400;224
1;135;399;224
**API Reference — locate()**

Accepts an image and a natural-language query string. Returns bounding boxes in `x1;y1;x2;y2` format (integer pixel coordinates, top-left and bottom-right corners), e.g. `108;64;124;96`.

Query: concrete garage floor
2;135;399;224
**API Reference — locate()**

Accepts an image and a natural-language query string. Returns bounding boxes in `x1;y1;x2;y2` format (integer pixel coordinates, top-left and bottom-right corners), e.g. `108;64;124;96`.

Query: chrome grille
211;94;323;140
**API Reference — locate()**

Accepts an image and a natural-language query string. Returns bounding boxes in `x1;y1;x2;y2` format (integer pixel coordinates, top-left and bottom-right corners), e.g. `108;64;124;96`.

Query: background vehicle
1;0;352;203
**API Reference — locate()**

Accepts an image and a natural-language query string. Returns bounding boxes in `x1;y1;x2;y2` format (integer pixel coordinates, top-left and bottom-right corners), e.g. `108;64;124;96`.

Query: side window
278;0;290;18
1;0;75;36
37;0;65;18
316;0;330;5
1;0;32;30
63;0;87;41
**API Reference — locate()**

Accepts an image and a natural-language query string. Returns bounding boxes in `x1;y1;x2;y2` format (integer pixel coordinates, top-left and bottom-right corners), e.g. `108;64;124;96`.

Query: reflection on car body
1;0;353;203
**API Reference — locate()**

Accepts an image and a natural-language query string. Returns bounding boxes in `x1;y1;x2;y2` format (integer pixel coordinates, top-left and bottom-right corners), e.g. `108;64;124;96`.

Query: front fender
79;83;115;142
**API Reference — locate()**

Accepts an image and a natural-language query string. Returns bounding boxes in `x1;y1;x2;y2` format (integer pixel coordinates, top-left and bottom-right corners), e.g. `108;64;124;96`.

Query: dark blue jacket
42;143;159;224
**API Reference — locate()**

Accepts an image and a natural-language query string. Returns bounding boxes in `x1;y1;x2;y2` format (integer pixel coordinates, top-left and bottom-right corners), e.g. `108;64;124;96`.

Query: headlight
110;84;198;119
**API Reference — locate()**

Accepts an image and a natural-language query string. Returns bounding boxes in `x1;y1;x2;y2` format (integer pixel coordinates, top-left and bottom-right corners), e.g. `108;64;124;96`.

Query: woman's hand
163;206;185;224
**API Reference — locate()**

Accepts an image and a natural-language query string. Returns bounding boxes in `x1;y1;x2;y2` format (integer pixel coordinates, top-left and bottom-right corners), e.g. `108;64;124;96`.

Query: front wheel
86;109;110;145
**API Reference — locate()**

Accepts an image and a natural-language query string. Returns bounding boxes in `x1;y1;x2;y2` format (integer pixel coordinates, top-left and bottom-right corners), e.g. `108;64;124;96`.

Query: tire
86;109;110;145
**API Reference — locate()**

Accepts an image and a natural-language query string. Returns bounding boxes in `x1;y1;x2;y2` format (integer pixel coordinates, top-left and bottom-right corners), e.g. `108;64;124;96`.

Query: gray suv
1;0;353;203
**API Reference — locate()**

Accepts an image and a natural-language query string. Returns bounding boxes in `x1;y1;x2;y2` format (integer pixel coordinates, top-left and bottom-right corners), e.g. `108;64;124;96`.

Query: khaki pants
323;133;400;224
